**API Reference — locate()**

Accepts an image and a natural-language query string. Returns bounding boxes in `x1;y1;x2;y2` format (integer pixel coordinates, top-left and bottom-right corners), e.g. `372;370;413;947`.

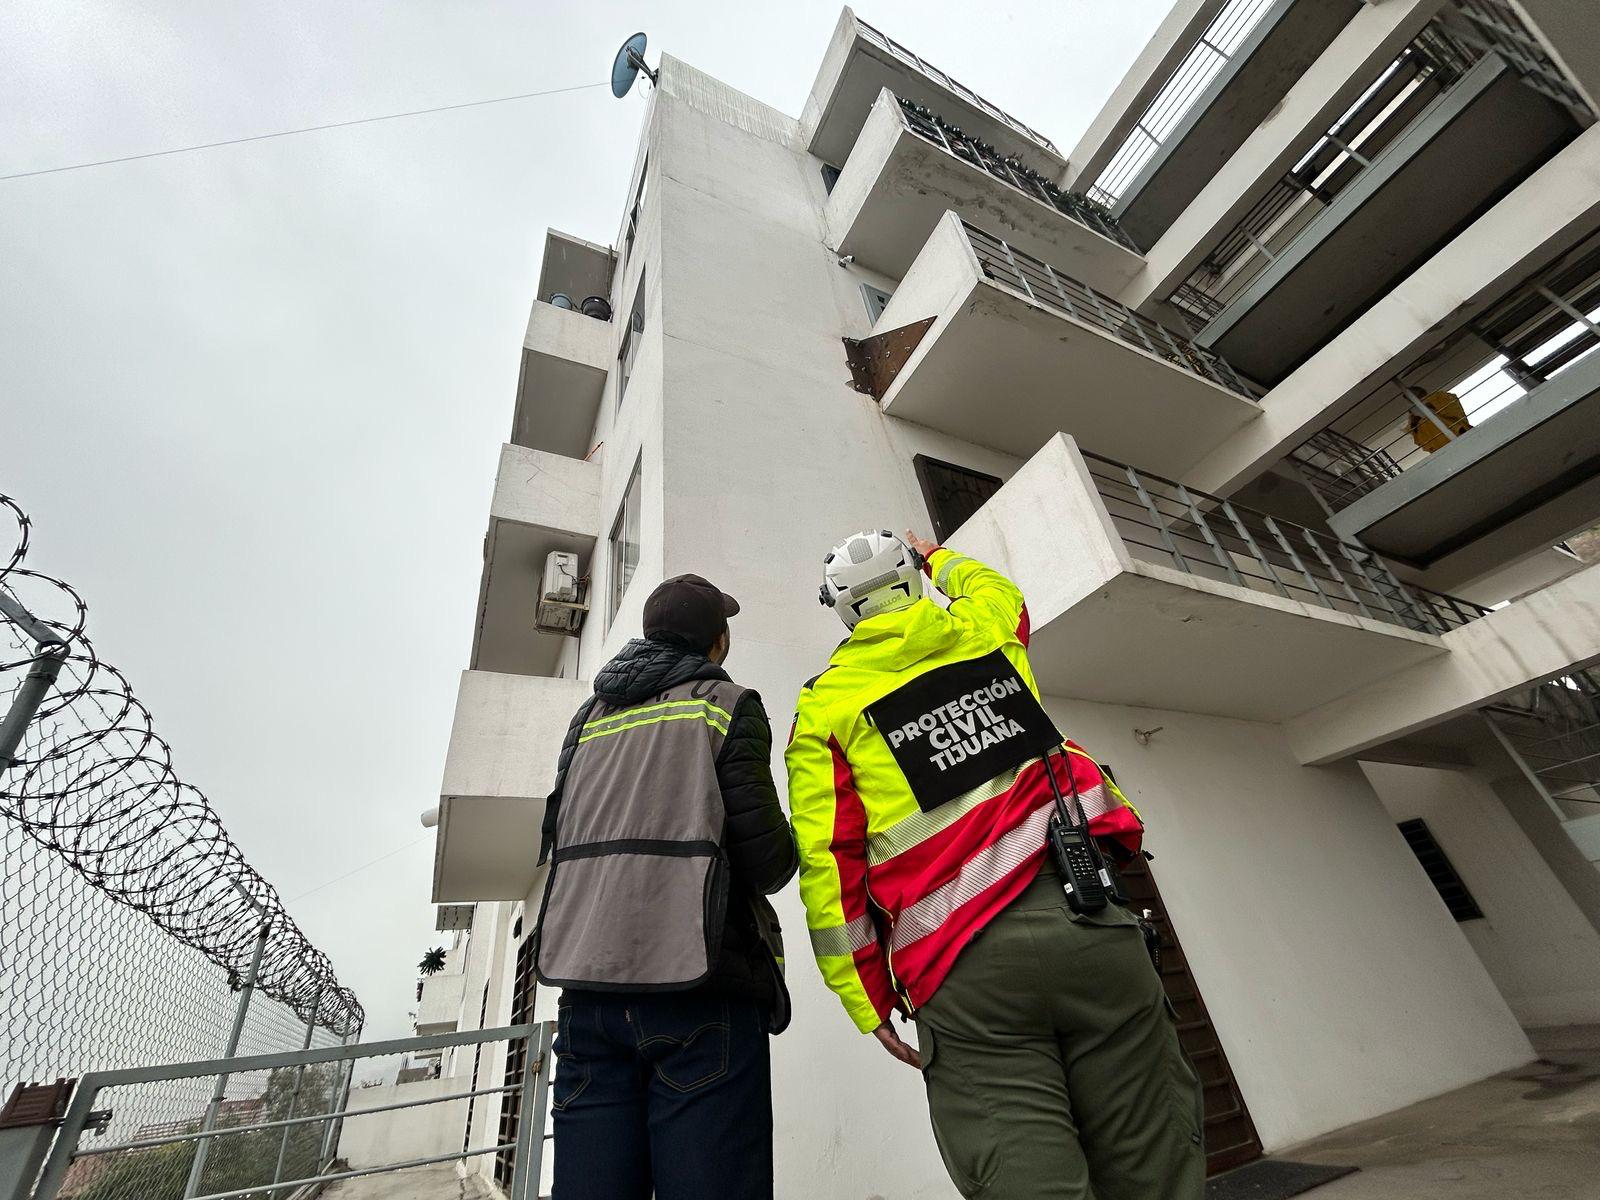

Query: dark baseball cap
643;574;740;650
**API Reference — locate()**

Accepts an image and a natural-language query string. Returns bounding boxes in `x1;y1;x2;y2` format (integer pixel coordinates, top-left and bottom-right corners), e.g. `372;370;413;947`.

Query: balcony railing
1088;0;1280;208
856;17;1059;154
897;98;1138;252
1295;232;1600;511
1169;2;1594;328
1082;449;1491;635
964;221;1260;400
1485;664;1600;808
1170;20;1477;326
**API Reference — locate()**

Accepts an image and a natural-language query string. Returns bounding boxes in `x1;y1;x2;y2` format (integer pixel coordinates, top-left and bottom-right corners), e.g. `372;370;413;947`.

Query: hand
872;1021;923;1069
904;530;939;561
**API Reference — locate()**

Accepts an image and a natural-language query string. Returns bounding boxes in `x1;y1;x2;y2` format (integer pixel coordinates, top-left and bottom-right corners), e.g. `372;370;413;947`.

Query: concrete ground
1282;1025;1600;1198
319;1165;496;1200
317;1032;1600;1200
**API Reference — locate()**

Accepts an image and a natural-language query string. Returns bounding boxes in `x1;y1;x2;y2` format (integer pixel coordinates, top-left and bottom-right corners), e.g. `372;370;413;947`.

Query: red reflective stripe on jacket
829;737;898;1020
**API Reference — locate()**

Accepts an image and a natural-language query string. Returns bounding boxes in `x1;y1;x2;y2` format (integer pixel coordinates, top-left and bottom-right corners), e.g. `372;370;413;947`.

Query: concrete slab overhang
433;671;592;903
1286;562;1600;765
472;445;600;680
1328;353;1600;574
1196;52;1581;386
512;301;612;459
803;8;1064;177
945;434;1448;722
875;213;1259;477
826;91;1143;293
1114;0;1364;250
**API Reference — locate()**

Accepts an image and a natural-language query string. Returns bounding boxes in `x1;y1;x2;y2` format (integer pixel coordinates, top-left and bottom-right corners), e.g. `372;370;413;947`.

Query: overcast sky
0;0;1171;1048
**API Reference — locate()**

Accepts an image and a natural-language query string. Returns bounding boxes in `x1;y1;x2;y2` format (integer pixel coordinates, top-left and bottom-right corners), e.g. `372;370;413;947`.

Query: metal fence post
317;1031;358;1172
509;1022;555;1200
0;590;68;770
268;985;323;1199
183;915;270;1200
26;1077;101;1200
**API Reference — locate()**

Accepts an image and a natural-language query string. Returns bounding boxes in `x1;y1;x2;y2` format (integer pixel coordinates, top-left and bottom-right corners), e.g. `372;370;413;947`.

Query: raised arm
906;530;1028;646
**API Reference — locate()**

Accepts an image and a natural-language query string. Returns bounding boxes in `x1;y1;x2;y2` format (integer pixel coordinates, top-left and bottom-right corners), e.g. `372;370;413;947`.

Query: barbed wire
0;493;363;1037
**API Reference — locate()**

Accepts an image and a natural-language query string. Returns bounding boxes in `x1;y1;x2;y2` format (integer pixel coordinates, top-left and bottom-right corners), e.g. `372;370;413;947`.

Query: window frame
617;271;647;406
624;156;649;263
608;456;644;626
860;283;893;323
913;454;1005;543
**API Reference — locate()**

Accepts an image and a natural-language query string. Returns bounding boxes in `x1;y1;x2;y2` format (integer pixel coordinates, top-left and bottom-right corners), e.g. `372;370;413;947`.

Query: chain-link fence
0;494;362;1198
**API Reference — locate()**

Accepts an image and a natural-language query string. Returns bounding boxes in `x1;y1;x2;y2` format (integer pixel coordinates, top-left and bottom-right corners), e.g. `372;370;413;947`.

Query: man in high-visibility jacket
787;529;1203;1200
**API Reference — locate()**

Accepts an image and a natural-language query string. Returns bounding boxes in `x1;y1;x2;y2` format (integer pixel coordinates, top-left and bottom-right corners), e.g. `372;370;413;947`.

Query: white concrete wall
1365;761;1600;1027
1048;701;1533;1151
338;1076;470;1168
637;53;1536;1194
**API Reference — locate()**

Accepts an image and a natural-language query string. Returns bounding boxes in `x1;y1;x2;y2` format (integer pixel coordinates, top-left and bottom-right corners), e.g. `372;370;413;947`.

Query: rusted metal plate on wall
843;317;936;399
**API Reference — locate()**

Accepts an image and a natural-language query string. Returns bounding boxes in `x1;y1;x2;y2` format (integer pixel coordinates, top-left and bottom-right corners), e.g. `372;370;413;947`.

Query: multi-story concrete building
422;3;1600;1194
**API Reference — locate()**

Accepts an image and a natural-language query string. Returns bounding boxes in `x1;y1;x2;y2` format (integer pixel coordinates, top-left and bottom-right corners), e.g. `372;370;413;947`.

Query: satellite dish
612;32;657;98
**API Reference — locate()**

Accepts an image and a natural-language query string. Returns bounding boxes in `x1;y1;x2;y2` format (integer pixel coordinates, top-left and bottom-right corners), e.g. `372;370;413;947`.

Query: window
860;284;892;323
618;271;646;404
820;163;842;194
608;457;643;624
625;157;649;262
914;455;1004;542
1397;819;1484;921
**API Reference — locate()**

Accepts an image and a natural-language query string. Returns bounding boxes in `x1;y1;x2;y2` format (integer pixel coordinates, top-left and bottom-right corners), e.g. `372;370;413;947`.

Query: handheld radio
1044;747;1112;914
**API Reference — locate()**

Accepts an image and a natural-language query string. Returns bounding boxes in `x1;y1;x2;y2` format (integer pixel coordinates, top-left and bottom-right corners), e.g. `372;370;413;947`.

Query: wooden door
1117;854;1264;1176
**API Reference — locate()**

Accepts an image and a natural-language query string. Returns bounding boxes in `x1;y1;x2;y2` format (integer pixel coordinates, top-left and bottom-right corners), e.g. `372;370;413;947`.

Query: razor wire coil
0;493;363;1042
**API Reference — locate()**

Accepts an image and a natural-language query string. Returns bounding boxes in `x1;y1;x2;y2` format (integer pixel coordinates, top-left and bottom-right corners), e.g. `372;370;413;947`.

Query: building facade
423;3;1600;1194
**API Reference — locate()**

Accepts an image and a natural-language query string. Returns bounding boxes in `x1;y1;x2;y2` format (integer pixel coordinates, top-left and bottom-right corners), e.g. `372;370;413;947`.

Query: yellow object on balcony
1408;390;1471;453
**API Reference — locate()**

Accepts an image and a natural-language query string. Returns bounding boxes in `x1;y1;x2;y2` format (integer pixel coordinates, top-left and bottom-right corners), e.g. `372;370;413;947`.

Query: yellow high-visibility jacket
785;549;1138;1033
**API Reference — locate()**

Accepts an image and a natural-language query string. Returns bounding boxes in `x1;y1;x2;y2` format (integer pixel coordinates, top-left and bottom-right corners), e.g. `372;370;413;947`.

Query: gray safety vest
535;678;750;990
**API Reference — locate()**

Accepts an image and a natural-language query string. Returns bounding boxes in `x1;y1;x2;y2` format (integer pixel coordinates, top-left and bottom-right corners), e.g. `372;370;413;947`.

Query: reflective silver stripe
890;805;1052;951
867;760;1038;865
933;552;972;591
808;914;878;958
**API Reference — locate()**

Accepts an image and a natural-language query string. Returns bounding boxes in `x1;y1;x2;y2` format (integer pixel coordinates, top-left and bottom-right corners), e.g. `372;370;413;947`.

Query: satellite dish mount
612;32;658;98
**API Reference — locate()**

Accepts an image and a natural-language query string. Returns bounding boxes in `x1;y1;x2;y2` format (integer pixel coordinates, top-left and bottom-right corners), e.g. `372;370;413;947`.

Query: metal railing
1295;231;1600;512
1088;0;1280;208
1080;450;1491;635
27;1023;555;1200
1485;665;1600;811
895;98;1138;251
1453;0;1595;120
963;221;1260;400
1169;18;1476;327
855;17;1059;154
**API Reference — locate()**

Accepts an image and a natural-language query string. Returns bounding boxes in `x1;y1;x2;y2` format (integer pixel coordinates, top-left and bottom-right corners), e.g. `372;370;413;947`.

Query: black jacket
542;637;798;1019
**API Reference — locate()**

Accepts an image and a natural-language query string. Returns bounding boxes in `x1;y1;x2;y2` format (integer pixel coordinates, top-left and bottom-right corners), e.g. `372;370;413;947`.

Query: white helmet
819;529;925;629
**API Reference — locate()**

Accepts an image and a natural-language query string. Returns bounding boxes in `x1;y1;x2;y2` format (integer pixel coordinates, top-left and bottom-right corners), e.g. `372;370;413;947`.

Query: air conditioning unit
536;551;588;636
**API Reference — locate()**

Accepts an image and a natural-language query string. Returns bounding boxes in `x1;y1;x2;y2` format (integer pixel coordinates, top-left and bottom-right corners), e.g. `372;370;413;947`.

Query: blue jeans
551;992;773;1200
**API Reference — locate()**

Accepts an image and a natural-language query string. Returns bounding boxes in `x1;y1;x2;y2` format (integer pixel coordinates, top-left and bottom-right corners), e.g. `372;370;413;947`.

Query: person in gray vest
536;573;798;1200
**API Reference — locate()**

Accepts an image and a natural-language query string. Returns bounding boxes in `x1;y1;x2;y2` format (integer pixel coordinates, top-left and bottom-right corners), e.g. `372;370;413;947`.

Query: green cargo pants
913;866;1205;1199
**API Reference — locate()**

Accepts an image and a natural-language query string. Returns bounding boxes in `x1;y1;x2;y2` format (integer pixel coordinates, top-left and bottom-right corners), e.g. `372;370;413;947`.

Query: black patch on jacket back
866;650;1061;812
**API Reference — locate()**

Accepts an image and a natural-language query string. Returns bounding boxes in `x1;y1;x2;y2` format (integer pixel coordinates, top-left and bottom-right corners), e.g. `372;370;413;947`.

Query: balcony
804;8;1063;177
535;228;615;313
825;90;1141;291
945;434;1488;721
859;214;1259;476
433;671;592;902
1294;232;1600;587
512;300;611;459
1089;0;1363;250
1177;13;1587;386
415;970;466;1037
471;444;600;679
